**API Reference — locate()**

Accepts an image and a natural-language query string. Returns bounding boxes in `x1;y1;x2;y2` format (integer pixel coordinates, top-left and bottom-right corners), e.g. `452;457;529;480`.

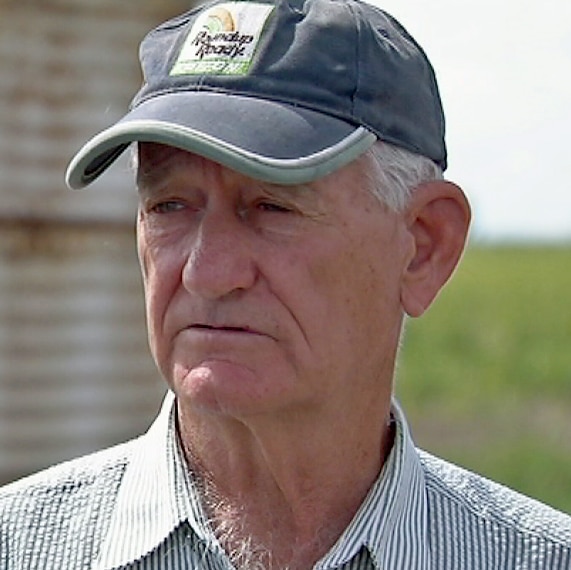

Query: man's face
136;143;412;422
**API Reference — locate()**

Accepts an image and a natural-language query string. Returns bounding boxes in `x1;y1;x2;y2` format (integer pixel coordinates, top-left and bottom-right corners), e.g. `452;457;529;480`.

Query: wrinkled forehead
135;141;375;199
136;142;191;186
136;143;235;197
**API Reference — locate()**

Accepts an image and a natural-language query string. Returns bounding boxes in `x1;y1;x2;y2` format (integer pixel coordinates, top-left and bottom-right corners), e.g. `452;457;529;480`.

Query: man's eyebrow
256;181;312;199
136;169;163;194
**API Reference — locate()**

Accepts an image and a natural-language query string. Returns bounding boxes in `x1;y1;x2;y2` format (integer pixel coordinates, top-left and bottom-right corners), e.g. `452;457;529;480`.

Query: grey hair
129;143;139;174
363;141;443;212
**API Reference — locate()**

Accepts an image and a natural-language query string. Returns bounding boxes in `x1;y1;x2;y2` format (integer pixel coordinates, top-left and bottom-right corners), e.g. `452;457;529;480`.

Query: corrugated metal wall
0;0;193;485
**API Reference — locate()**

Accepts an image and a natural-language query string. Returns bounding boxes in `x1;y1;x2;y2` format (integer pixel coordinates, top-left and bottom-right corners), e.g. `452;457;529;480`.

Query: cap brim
65;92;377;189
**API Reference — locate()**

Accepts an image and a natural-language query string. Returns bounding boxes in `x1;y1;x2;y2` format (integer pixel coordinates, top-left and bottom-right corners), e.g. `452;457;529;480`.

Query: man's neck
177;402;395;570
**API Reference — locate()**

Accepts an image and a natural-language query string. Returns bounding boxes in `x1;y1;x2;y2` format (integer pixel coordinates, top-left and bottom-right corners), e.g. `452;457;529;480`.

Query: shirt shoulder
0;439;138;570
418;450;571;568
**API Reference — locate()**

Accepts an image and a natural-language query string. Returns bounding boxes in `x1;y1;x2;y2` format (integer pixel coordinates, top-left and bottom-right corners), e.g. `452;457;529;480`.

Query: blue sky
369;0;571;242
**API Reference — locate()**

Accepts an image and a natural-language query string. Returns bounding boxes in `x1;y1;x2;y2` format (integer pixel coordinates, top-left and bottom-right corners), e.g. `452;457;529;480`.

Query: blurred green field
396;245;571;514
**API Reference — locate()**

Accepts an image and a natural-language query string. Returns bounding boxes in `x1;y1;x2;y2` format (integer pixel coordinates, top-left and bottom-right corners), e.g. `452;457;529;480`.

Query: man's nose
182;209;258;299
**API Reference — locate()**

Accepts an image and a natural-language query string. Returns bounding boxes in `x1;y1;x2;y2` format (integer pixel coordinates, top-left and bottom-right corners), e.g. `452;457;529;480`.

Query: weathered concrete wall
0;0;194;484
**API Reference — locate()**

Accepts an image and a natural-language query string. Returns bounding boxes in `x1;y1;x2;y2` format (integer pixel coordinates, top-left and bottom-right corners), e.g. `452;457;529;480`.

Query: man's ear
400;180;471;317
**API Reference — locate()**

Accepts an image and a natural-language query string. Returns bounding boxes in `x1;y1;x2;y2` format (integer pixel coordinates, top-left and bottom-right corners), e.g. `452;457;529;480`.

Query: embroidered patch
171;2;275;76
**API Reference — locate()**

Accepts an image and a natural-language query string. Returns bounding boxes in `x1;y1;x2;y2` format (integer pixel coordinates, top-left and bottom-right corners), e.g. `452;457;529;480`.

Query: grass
396;245;571;513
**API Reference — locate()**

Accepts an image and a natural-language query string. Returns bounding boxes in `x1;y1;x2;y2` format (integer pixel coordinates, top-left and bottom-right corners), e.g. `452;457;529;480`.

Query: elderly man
1;0;570;568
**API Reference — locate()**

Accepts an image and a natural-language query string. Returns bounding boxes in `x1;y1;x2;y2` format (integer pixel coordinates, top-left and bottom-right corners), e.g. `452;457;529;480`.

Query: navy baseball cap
66;0;447;189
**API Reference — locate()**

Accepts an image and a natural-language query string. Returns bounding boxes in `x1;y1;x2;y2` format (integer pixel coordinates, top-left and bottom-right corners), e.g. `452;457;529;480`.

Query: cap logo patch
171;2;274;76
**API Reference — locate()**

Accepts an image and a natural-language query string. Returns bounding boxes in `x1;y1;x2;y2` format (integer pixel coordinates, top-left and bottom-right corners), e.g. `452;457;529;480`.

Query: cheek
308;233;403;346
273;239;361;353
138;229;183;354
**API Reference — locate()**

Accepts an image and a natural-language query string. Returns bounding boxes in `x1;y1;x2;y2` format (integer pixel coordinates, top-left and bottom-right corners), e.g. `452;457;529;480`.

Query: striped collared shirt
1;391;570;569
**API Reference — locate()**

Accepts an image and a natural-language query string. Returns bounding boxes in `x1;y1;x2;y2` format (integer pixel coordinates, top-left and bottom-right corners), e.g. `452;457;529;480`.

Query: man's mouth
192;324;253;334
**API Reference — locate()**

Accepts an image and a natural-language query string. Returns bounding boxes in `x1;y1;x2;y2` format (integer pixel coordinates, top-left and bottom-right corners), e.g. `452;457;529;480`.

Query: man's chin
171;361;296;420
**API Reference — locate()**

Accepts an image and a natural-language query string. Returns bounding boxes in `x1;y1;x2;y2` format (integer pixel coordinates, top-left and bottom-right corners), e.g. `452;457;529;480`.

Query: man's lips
186;323;267;337
174;324;277;348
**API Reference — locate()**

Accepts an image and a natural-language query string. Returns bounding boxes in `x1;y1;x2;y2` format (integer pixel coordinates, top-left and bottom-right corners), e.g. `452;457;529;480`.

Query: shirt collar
94;394;430;570
316;401;431;570
93;391;211;570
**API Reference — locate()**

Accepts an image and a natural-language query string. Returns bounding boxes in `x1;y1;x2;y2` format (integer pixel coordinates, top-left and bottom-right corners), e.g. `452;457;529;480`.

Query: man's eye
256;201;292;214
150;200;185;214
